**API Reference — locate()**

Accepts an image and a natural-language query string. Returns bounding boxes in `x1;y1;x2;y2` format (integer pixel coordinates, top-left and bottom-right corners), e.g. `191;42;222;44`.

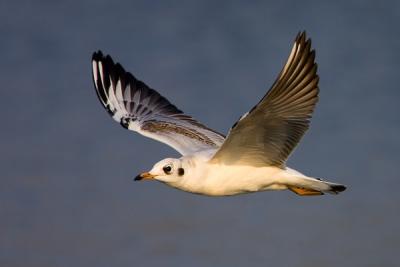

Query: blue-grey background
1;1;399;266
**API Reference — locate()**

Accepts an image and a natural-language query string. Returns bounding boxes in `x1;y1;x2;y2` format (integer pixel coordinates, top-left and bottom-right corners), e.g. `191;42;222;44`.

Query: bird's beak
134;172;156;181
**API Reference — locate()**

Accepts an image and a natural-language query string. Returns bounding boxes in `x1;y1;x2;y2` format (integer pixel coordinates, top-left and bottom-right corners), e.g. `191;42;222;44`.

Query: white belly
172;163;291;196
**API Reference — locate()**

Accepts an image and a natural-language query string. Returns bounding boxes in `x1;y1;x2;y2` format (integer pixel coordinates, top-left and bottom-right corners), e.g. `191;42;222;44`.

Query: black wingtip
295;30;309;44
92;50;104;61
92;51;117;68
298;30;307;38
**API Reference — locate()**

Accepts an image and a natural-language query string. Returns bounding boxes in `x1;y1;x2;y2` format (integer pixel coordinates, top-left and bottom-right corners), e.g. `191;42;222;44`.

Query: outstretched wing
210;32;319;167
92;51;225;155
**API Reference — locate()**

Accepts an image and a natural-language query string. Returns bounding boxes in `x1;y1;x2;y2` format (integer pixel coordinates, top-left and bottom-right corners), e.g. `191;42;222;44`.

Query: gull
91;32;346;196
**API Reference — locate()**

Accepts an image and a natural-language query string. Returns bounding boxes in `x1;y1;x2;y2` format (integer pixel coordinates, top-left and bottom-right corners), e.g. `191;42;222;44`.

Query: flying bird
91;32;346;196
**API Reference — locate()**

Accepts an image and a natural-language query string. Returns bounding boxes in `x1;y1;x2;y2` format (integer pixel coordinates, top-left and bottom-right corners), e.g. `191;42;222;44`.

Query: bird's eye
163;165;173;175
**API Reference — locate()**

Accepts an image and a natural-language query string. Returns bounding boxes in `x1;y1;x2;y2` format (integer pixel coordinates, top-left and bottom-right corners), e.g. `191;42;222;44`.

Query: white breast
172;156;287;196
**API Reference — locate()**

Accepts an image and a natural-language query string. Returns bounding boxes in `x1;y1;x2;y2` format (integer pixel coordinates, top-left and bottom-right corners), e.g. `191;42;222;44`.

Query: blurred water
1;1;399;266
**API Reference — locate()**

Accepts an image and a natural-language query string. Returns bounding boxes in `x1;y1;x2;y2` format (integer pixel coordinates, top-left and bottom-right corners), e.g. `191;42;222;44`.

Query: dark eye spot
178;168;184;176
163;165;172;174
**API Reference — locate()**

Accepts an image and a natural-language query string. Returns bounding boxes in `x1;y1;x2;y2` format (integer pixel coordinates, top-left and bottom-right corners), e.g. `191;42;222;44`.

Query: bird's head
134;158;185;183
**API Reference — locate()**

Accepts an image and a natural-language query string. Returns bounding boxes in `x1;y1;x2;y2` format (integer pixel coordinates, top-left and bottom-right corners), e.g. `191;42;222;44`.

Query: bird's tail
287;177;346;196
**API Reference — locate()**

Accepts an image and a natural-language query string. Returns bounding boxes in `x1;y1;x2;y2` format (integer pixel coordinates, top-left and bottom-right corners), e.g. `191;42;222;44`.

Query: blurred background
1;1;399;266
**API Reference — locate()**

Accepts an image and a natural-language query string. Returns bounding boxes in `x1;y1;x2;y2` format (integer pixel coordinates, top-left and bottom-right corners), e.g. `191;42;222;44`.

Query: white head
134;158;186;184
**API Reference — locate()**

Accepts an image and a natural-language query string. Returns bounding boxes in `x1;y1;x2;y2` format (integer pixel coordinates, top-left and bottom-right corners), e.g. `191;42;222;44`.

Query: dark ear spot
178;168;184;176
